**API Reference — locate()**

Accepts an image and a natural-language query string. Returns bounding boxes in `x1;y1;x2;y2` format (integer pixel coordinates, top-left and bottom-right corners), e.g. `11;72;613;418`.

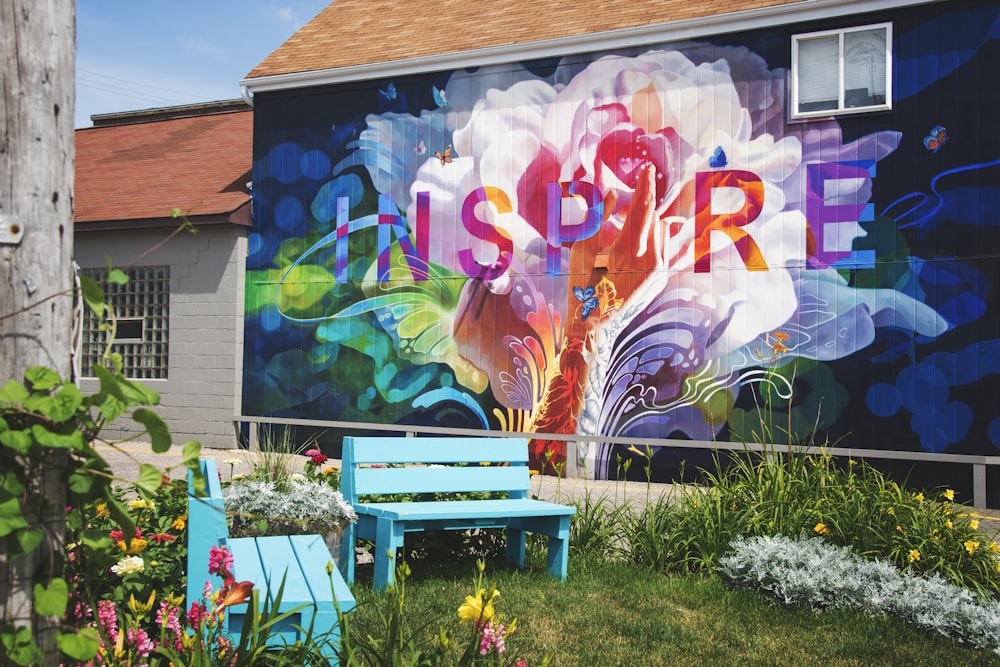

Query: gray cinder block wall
75;225;246;449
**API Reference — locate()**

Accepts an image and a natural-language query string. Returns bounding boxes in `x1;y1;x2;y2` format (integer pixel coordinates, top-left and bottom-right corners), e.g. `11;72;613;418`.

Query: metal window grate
81;266;169;379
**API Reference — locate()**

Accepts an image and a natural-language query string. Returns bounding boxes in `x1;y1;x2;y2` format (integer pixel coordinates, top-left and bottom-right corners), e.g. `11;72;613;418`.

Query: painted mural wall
244;1;1000;481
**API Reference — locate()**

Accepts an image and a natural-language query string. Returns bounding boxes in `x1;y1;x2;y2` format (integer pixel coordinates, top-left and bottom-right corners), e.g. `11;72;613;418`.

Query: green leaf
30;424;84;450
34;578;68;617
0;430;33;454
24;366;61;391
50;383;84;421
136;463;165;496
67;470;94;494
0;497;28;537
79;274;107;320
80;527;112;550
57;627;101;661
133;408;171;452
1;625;43;665
0;379;30;404
22;393;55;416
13;526;43;555
107;269;129;285
182;440;202;466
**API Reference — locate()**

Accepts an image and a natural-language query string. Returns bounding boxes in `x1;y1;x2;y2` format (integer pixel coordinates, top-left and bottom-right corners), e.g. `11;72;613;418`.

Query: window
81;266;169;379
792;23;891;118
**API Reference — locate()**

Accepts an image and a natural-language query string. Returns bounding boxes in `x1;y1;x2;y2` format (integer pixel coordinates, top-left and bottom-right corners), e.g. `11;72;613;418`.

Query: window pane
798;35;839;112
844;28;887;107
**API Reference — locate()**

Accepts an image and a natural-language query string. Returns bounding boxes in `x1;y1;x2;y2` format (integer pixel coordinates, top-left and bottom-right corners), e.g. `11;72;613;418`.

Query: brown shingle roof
74;101;252;226
247;0;806;78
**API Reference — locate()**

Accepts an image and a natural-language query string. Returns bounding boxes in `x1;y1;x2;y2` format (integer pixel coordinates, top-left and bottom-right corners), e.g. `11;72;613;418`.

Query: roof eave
74;201;252;233
241;0;942;94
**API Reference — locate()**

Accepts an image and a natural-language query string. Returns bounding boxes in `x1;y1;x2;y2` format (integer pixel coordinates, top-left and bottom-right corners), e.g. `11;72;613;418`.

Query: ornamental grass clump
718;534;1000;654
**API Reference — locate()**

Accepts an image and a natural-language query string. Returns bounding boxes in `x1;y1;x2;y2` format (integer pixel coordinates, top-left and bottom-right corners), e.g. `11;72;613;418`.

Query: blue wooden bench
186;458;355;655
339;436;576;590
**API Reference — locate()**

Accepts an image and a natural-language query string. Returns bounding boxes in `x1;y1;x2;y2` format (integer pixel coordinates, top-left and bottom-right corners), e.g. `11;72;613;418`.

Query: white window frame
791;22;893;119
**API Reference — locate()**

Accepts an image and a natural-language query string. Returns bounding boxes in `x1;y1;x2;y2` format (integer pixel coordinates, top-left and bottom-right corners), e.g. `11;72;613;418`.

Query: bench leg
374;517;404;591
505;526;526;570
546;517;571;581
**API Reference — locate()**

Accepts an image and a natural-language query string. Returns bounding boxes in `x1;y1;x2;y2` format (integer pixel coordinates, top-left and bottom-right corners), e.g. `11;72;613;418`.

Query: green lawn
346;555;999;667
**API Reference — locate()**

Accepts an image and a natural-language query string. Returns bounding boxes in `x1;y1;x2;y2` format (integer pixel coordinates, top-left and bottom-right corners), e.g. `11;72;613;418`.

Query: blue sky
75;1;331;128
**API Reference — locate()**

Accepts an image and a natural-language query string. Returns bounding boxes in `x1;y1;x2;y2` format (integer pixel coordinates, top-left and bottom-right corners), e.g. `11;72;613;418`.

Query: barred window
81;266;169;379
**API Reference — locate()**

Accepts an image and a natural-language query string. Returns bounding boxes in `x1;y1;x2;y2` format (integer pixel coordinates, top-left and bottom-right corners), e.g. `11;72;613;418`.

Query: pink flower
304;449;321;457
208;545;233;576
186;601;207;627
148;533;176;544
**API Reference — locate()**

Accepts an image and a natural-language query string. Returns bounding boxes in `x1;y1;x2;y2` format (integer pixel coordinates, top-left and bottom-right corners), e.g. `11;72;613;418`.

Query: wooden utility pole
0;1;76;664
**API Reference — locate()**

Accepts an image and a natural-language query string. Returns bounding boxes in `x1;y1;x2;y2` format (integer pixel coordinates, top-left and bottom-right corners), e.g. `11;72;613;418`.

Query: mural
245;2;1000;481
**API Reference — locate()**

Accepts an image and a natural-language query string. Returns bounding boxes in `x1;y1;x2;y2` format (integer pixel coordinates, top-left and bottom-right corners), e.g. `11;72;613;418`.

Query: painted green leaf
79;274;106;319
133;408;171;452
34;578;68;617
136;463;164;496
0;379;30;404
24;366;61;390
57;627;100;661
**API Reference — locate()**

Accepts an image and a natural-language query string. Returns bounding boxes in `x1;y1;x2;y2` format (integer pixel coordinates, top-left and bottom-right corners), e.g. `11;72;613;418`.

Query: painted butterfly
432;85;448;107
434;145;452;166
573;285;599;321
708;146;728;169
412;140;427;155
379;83;397;100
923;125;948;153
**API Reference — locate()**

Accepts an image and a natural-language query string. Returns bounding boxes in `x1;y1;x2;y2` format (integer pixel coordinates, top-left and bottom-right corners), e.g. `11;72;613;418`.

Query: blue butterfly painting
923;125;948;153
708;146;728;169
379;83;397;101
573;285;599;320
432;85;448;107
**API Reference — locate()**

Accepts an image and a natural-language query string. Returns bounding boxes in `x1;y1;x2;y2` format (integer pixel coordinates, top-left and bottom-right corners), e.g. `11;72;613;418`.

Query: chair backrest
185;458;229;611
341;436;532;504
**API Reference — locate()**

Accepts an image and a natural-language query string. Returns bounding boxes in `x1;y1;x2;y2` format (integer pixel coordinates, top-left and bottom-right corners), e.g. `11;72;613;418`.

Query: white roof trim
241;0;942;94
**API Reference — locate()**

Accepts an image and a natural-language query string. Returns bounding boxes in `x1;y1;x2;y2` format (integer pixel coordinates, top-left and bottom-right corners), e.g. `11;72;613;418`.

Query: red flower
310;454;329;465
148;533;176;544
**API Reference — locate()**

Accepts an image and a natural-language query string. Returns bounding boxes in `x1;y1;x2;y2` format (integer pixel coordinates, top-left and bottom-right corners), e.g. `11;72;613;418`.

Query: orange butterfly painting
434;145;452;166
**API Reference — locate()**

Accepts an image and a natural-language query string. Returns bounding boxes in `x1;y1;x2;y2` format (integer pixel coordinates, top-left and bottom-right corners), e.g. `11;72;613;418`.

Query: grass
346;554;999;666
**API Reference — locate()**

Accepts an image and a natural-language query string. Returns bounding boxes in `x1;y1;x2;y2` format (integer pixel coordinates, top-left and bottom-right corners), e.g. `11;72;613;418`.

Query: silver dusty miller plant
718;534;1000;654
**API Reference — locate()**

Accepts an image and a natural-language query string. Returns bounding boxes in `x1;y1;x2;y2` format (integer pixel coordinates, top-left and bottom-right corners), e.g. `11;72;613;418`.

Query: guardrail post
973;463;987;510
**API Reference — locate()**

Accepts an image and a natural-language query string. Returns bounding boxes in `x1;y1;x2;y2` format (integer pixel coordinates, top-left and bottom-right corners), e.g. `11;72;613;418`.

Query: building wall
76;224;246;449
244;0;1000;483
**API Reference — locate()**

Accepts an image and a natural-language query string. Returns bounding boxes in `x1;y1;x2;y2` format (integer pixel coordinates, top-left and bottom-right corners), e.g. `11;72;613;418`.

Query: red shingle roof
246;0;806;78
74;101;252;226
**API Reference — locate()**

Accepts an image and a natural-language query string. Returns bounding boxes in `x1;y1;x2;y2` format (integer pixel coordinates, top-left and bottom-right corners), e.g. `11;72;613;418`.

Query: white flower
110;556;145;576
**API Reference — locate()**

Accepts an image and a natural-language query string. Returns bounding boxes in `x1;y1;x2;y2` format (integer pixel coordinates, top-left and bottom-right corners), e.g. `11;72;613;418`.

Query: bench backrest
341;436;533;504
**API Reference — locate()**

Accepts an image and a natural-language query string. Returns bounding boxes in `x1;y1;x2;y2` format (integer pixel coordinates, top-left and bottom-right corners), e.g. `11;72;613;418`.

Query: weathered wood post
0;1;76;664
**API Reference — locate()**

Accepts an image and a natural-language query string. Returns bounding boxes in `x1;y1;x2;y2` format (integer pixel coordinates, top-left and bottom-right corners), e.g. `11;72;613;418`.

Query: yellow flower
908;549;921;563
165;591;185;607
989;542;999;555
965;540;980;554
529;470;540;476
128;498;155;511
848;459;857;466
896;525;903;532
971;520;980;530
95;503;110;518
887;507;895;516
914;492;924;503
457;588;499;624
117;538;148;555
945;520;953;529
943;489;955;501
813;523;829;536
172;515;187;531
128;591;156;615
